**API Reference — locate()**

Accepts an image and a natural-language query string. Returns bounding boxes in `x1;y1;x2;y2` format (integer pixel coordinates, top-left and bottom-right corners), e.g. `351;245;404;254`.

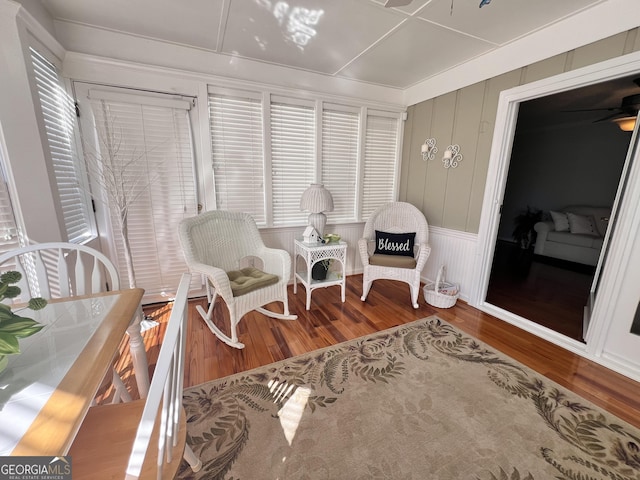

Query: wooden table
0;288;145;456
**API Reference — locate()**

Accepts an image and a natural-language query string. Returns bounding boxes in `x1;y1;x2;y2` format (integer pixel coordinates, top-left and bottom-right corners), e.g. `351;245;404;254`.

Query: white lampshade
300;184;334;236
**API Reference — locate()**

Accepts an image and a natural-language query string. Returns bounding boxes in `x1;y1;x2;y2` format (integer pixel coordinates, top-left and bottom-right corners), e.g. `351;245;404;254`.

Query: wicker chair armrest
358;238;373;265
257;247;292;281
415;242;432;271
188;262;234;300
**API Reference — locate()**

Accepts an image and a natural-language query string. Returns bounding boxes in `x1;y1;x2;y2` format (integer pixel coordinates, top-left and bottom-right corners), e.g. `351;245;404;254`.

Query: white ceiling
38;0;609;90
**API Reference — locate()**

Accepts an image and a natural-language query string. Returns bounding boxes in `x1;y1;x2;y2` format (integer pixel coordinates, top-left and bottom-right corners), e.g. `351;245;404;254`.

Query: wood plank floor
486;241;593;341
122;274;640;430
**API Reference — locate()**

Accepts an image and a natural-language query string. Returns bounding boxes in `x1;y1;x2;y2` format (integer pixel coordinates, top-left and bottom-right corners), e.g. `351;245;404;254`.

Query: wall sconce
421;138;437;161
443;145;463;169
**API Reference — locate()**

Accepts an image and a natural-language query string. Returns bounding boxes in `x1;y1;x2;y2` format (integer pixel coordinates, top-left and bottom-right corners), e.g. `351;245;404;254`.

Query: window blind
270;98;315;226
0;148;21;258
88;93;198;299
30;48;94;243
209;92;266;225
207;86;402;228
322;105;359;223
361;113;400;220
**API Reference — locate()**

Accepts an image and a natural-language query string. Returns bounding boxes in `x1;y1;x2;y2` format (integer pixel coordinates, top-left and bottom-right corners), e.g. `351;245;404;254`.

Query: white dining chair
0;241;120;302
0;241;137;402
68;273;202;479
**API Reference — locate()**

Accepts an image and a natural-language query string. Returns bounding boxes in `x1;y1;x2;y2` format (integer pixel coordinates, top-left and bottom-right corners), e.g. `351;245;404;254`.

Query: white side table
293;238;347;310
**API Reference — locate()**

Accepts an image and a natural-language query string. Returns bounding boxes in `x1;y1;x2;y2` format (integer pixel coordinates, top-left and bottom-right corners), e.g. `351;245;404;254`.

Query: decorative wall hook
421;138;437;161
443;145;463;169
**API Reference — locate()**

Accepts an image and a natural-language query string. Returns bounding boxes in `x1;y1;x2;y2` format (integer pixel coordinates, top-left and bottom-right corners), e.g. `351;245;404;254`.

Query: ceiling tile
42;0;224;50
221;0;406;74
339;17;494;88
415;0;604;45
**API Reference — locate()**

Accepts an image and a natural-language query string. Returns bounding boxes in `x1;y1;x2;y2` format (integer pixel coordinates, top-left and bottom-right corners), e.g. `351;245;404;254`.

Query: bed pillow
549;210;570;232
567;212;599;237
374;230;416;257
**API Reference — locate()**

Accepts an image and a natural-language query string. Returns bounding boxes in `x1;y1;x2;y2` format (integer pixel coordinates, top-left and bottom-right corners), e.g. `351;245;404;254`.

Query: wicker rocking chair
178;210;297;349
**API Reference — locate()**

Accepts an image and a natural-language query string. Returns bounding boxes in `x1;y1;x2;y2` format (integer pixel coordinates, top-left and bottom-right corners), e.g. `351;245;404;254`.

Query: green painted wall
399;28;640;233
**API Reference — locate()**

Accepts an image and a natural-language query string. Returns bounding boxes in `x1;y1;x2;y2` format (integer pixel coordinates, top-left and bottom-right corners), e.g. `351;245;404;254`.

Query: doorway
484;85;631;342
471;51;640;361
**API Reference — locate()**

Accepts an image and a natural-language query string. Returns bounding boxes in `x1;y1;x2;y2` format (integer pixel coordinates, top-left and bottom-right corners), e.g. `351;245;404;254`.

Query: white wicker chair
358;202;431;309
178;210;297;349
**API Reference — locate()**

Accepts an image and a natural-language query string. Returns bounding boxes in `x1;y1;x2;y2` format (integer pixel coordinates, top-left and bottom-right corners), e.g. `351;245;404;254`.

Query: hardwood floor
121;274;640;430
486;241;594;341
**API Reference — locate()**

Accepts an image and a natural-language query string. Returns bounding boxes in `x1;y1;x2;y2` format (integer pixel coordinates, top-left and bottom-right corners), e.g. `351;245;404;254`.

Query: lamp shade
300;184;334;213
300;184;333;236
613;116;636;132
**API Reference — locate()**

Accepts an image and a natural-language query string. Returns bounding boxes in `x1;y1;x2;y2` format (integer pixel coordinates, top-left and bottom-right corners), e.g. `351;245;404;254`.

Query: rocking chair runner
178;211;297;349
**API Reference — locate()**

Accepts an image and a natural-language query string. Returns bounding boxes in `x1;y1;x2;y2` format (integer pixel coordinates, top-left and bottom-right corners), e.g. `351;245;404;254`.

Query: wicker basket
423;266;459;308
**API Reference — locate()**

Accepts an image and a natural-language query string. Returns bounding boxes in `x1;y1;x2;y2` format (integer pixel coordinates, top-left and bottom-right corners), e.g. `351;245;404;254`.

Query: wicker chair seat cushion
369;254;417;269
227;267;279;297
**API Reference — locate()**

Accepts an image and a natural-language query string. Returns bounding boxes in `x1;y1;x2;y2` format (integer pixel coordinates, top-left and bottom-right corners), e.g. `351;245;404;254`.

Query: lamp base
308;212;327;237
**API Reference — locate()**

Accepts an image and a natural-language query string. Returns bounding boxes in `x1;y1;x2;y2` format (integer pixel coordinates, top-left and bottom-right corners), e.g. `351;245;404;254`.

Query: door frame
469;50;640;380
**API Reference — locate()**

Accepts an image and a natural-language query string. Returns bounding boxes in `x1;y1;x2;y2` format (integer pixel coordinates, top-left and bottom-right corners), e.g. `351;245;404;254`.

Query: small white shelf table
293;237;347;310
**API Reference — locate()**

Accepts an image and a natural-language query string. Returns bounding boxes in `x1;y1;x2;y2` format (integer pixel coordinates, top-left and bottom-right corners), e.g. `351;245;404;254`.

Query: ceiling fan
591;93;640;123
562;77;640;131
384;0;491;8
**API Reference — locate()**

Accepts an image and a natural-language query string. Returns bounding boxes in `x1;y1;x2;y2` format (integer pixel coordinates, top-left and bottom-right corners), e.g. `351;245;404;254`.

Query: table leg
306;288;312;311
126;306;150;398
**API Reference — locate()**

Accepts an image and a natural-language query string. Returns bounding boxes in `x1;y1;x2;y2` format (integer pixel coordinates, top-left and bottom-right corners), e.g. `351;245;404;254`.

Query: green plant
512;206;542;249
0;271;47;357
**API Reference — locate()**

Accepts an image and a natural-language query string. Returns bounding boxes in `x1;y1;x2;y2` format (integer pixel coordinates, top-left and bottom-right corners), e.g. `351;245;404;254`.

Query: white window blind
322;105;359;223
30;48;94;243
207;86;402;228
0;148;21;258
270;98;315;226
87;91;198;300
361;113;400;219
209;92;265;225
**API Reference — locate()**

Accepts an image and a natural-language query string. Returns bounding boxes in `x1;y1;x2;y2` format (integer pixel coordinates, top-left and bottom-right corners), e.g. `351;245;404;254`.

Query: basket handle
435;266;445;291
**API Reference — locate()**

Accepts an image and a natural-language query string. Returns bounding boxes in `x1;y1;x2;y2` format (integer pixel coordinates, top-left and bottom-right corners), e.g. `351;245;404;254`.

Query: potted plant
512;206;542;249
0;271;47;373
311;259;332;280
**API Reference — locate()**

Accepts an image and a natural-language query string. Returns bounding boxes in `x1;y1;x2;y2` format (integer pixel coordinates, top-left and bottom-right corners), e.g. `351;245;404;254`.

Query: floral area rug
177;316;640;479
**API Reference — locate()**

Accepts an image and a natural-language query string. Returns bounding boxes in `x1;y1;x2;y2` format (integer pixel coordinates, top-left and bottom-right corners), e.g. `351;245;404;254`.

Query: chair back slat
74;250;87;296
91;256;105;294
33;251;51;299
56;248;71;297
125;273;190;480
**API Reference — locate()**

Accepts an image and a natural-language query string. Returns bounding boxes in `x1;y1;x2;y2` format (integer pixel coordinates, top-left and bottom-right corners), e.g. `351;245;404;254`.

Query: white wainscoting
261;223;478;302
421;226;478;302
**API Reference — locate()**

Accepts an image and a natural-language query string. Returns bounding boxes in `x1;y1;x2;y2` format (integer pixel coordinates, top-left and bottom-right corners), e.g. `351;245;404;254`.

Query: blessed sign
374;231;416;257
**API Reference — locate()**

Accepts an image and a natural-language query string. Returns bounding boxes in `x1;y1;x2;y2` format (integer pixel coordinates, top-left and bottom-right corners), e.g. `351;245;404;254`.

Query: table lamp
300;183;334;236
